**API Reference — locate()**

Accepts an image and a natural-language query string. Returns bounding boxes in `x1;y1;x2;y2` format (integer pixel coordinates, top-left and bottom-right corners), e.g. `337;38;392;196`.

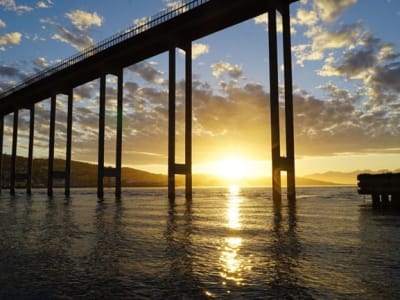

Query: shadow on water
356;205;400;298
266;197;315;299
163;199;207;299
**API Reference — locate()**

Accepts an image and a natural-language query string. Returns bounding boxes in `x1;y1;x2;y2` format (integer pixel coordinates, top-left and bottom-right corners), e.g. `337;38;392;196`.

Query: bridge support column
168;43;193;201
268;8;281;202
168;46;176;200
65;90;73;196
0;115;3;193
48;95;56;196
282;5;296;202
268;5;296;202
97;74;106;198
96;71;123;199
115;70;123;198
27;105;35;194
10;110;18;195
184;42;193;200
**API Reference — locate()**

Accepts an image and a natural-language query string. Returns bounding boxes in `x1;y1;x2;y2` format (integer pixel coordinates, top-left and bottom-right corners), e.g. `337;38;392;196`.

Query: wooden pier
357;173;400;209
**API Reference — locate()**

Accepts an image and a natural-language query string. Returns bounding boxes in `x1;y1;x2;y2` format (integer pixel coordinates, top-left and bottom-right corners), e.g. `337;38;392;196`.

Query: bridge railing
0;0;210;99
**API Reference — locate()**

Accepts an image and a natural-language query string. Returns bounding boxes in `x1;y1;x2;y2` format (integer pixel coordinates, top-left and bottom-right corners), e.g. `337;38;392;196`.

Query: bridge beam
65;90;73;196
0;115;3;193
47;95;56;196
97;74;106;198
10;110;18;195
26;105;35;194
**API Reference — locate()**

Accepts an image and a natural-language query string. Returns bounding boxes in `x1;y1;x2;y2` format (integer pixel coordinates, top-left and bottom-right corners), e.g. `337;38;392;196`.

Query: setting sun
216;156;250;180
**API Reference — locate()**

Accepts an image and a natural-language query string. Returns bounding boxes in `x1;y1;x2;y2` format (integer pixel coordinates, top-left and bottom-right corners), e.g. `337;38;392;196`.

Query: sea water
0;186;399;299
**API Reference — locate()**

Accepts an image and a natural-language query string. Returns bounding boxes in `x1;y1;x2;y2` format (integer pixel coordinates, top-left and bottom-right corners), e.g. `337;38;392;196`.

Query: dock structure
358;173;400;209
0;0;298;201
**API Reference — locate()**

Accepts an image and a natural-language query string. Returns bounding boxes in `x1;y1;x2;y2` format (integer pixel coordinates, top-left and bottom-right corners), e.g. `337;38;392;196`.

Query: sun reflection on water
219;185;249;287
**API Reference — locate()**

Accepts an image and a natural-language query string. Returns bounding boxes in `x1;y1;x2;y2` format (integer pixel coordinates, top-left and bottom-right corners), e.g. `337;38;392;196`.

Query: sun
216;155;250;180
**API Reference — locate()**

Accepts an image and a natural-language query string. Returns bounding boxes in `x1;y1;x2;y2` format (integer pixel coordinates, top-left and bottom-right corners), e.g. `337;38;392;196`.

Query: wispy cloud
0;0;32;14
65;10;103;31
41;9;104;51
211;61;243;80
312;0;357;23
37;0;53;9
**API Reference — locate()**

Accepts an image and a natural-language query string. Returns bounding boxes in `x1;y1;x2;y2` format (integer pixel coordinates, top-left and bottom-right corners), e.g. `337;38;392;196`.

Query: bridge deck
0;0;295;115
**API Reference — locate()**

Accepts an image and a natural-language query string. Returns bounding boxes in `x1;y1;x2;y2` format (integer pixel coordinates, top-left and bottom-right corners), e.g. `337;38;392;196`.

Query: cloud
32;57;49;72
296;8;318;26
127;61;165;85
293;22;361;66
0;18;5;28
0;63;26;79
177;43;209;60
65;10;103;31
52;27;94;51
313;0;357;23
37;0;53;9
0;32;22;47
211;61;243;79
0;0;32;14
192;43;209;59
41;10;103;51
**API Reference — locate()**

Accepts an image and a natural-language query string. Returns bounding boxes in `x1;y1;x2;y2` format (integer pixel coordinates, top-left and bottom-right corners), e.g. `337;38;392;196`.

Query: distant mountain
304;169;400;185
1;154;340;187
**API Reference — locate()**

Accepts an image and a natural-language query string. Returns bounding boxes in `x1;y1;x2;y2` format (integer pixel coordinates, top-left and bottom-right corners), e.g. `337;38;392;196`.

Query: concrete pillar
372;193;380;209
10;110;18;195
184;42;192;200
268;8;281;202
48;95;56;196
115;70;123;198
97;74;106;198
27;105;35;194
282;4;296;202
65;90;73;196
0;115;3;193
381;193;389;208
168;46;176;200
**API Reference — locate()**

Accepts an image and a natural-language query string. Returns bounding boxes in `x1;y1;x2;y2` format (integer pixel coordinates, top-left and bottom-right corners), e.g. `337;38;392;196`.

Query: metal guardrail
0;0;210;99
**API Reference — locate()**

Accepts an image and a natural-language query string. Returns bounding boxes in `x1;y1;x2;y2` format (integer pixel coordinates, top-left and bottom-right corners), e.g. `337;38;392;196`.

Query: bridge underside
0;0;297;202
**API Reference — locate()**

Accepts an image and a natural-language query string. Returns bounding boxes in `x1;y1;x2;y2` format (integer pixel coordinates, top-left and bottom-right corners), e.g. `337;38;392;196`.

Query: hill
303;169;400;185
1;154;339;187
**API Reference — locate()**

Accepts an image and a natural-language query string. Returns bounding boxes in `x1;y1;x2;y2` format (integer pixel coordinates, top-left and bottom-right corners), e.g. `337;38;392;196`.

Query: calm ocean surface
0;186;399;299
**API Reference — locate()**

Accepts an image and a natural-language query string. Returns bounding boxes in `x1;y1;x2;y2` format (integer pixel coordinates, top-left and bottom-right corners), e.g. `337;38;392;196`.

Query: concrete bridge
0;0;297;201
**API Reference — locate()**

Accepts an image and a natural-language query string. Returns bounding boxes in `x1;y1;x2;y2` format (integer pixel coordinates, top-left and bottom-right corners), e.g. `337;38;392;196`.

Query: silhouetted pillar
48;95;56;196
65;90;73;196
97;74;106;198
115;70;123;198
10;110;18;195
168;46;176;200
0;115;3;193
282;4;296;201
268;8;281;202
184;42;192;200
27;105;35;194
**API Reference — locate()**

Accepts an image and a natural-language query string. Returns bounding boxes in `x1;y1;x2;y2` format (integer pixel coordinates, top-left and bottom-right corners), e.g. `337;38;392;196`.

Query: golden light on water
220;237;243;285
227;185;242;230
219;185;248;286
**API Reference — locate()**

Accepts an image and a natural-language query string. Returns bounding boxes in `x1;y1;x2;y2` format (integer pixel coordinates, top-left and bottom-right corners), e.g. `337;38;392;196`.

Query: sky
0;0;399;179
